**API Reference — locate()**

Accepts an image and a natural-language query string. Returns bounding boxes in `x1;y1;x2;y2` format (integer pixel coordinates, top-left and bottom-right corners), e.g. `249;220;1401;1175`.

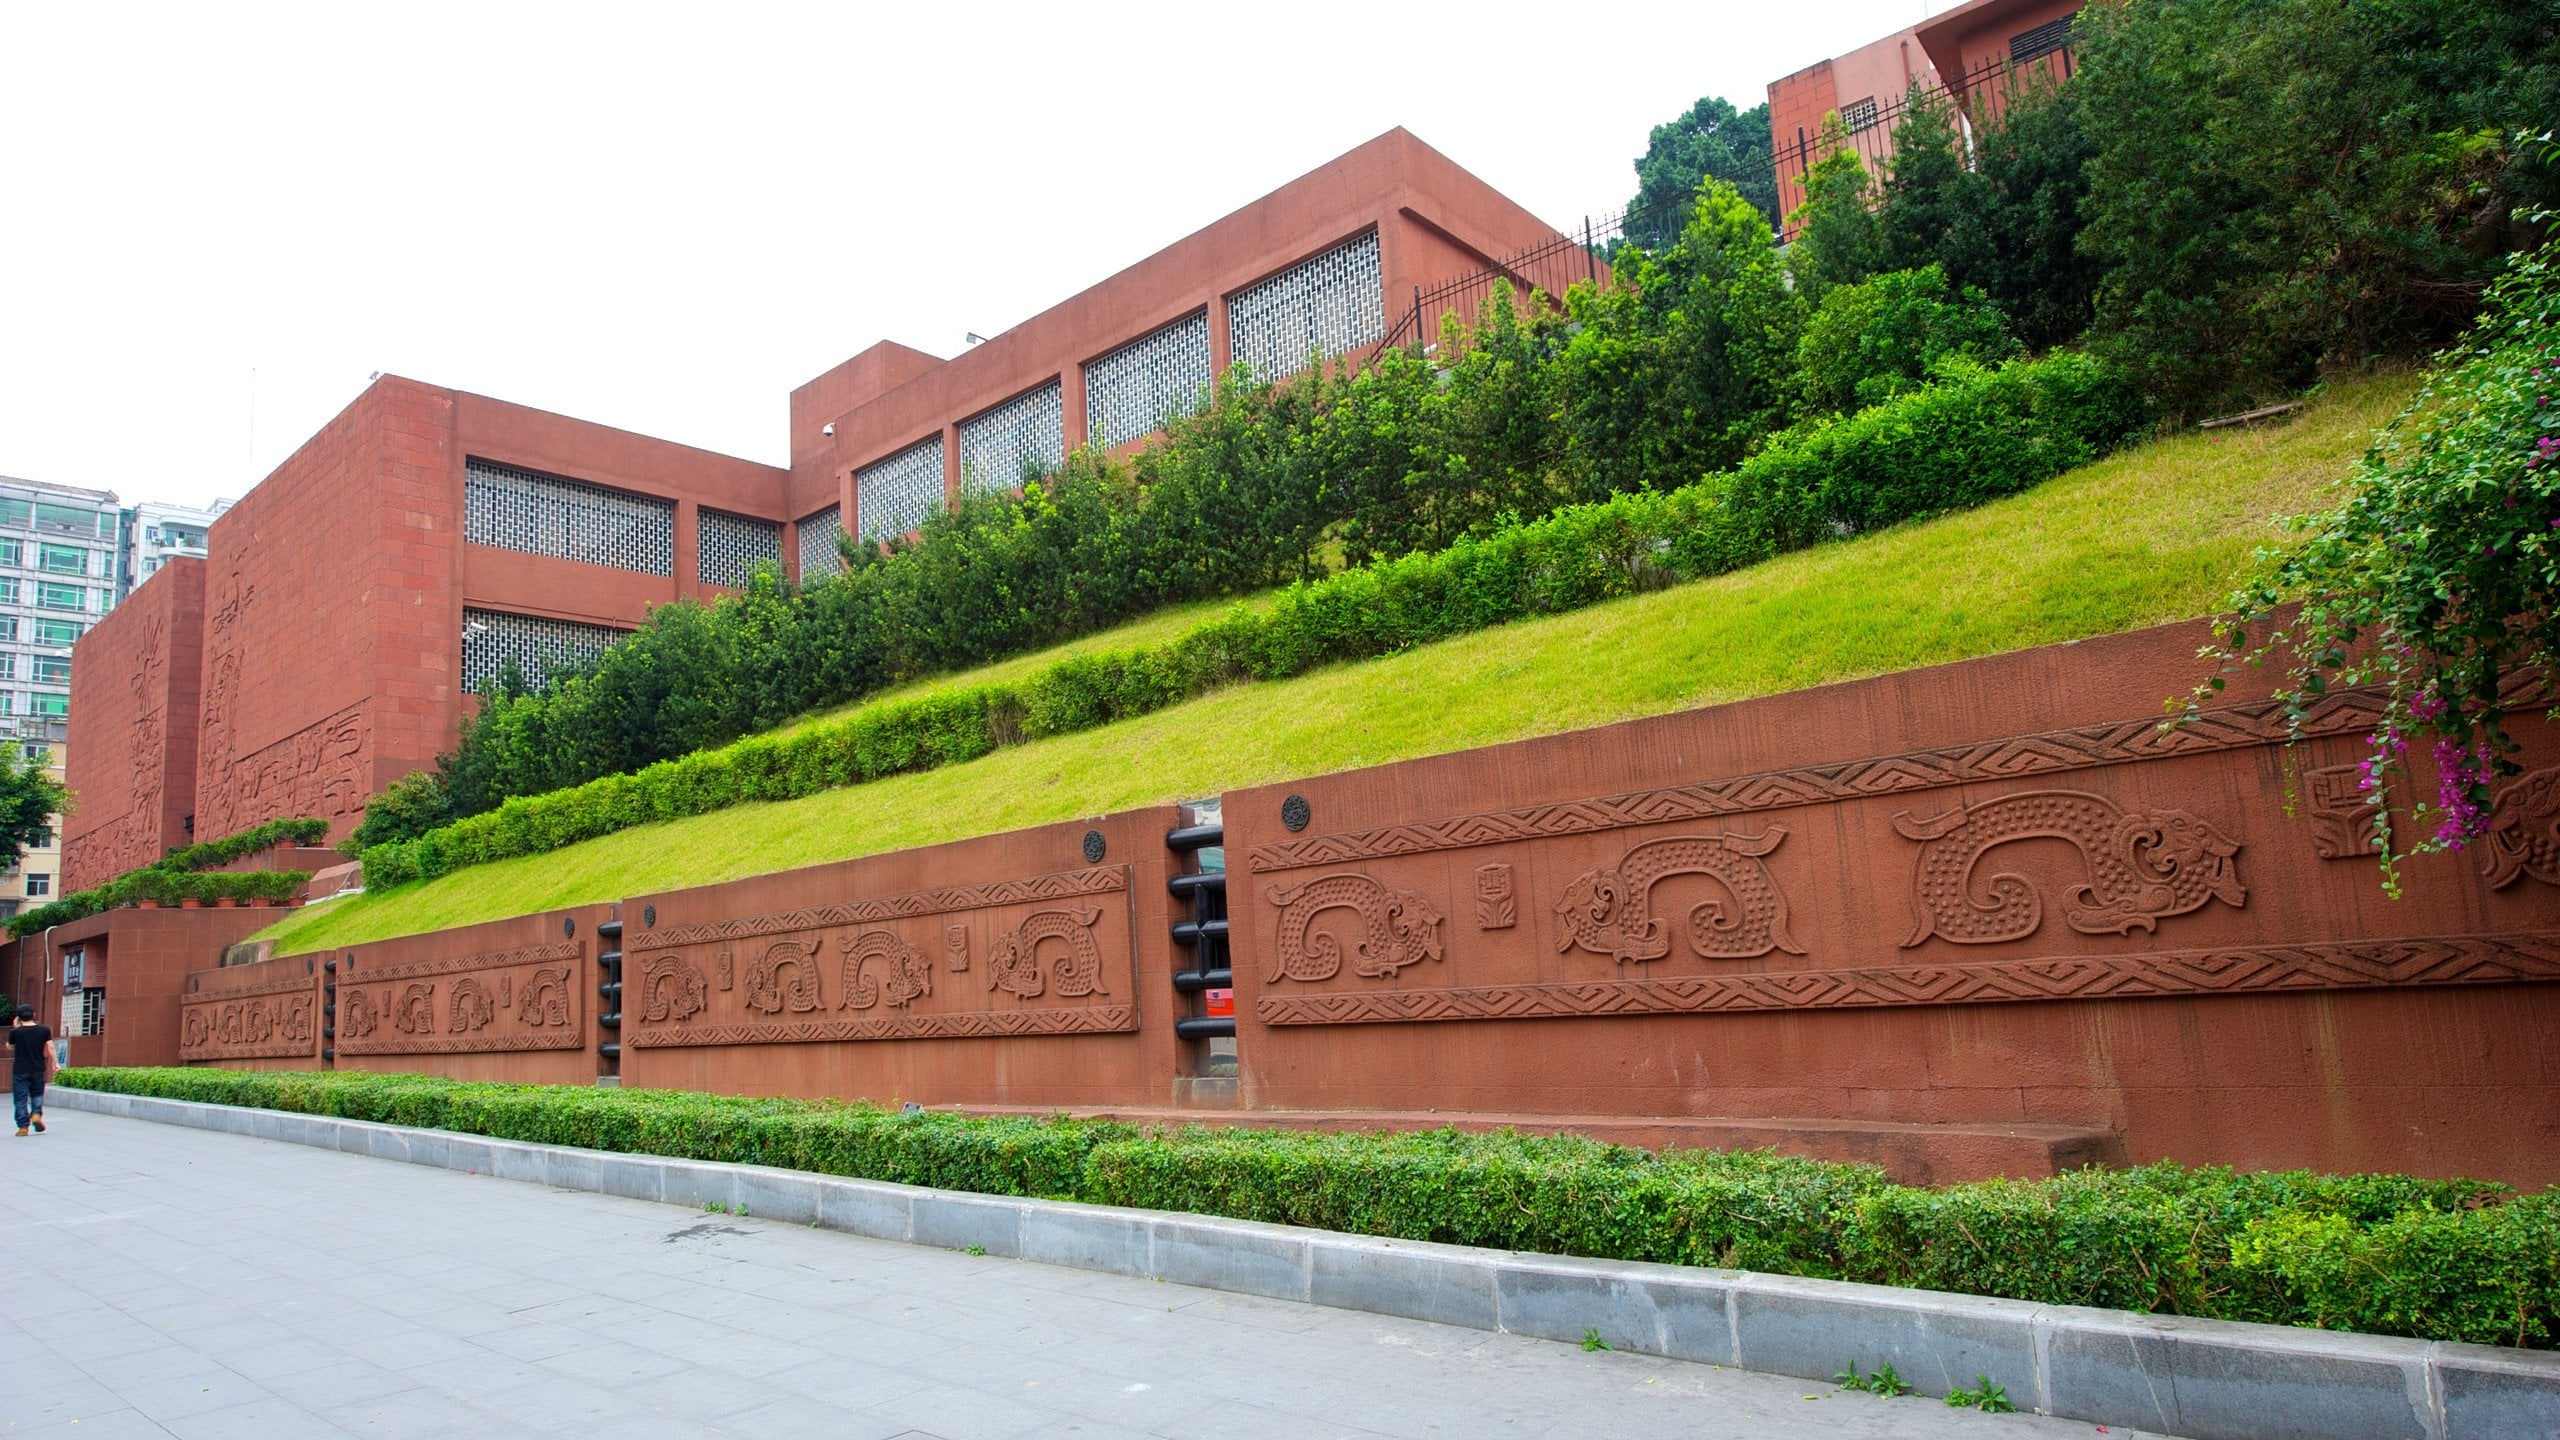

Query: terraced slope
257;370;2416;952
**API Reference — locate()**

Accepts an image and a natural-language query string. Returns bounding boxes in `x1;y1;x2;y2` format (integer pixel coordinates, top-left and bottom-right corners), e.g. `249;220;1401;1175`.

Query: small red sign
1204;987;1235;1018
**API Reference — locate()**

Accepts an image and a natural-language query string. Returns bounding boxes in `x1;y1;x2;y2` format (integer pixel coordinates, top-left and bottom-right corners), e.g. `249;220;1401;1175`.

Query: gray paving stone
911;1191;1027;1257
2434;1339;2560;1440
1308;1235;1500;1330
1147;1216;1309;1301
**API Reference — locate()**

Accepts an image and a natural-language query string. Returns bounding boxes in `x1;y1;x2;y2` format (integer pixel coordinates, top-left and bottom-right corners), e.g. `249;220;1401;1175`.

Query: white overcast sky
0;1;1938;509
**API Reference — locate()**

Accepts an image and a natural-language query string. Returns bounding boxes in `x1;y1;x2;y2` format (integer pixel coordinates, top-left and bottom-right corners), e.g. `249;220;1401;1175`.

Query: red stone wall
1219;619;2560;1185
326;907;612;1086
63;558;206;891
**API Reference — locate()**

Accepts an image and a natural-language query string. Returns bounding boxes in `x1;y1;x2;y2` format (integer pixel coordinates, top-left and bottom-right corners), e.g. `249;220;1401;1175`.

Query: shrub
7;815;328;937
60;1068;2560;1349
1795;265;2018;416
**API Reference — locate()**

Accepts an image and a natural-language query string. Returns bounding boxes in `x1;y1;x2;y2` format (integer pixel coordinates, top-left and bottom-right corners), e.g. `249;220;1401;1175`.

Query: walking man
10;1003;53;1135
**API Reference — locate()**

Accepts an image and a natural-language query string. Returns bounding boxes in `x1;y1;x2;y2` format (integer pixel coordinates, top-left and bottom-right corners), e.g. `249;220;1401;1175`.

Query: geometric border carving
627;1002;1139;1048
1248;687;2401;874
181;965;319;1060
1253;931;2560;1025
345;941;584;984
645;867;1127;948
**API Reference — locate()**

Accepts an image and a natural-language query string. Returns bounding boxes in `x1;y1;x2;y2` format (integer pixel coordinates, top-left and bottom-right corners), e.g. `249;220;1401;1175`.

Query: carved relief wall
180;962;319;1064
625;865;1140;1049
63;559;205;891
335;940;587;1056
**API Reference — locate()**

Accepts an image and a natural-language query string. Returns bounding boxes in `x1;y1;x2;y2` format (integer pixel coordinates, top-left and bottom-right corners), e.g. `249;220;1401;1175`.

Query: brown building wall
319;906;613;1086
3;907;277;1068
63;558;206;891
790;129;1578;535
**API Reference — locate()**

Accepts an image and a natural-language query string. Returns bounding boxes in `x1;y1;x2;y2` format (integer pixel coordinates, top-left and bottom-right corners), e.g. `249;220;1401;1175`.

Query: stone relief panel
2483;764;2560;891
1893;791;2245;946
2305;762;2387;861
1555;831;1802;963
336;941;587;1056
180;967;319;1062
625;865;1138;1047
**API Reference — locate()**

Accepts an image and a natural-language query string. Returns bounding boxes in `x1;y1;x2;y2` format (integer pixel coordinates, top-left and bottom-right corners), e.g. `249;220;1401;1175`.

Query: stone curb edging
52;1087;2557;1440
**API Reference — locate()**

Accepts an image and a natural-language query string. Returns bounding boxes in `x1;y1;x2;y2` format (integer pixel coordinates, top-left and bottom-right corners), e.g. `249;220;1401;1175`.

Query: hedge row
357;352;2143;890
8;815;330;938
65;1067;2557;1351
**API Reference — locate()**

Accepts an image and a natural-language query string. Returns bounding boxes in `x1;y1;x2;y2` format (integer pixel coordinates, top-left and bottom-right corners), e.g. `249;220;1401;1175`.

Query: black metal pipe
599;1042;620;1060
1166;871;1226;899
598;979;622;1001
1170;918;1229;947
597;919;623;940
1164;822;1224;851
598;1012;620;1030
1170;969;1233;994
1173;1016;1236;1040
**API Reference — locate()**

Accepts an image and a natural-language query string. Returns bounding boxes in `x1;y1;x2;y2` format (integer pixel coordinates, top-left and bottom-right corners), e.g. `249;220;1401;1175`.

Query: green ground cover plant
255;371;2417;953
63;1066;2560;1351
346;351;2138;894
8;816;328;938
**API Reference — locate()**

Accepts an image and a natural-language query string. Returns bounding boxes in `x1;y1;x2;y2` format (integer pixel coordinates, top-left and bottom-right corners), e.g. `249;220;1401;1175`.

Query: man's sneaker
12;1127;23;1137
29;1116;42;1132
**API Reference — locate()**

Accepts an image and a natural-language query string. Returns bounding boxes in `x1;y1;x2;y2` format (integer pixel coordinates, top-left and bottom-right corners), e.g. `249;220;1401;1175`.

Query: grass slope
260;371;2415;953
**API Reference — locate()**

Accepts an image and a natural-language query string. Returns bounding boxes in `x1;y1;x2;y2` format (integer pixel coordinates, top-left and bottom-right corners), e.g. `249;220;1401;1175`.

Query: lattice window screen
464;460;674;576
856;437;946;542
797;506;844;579
1226;230;1384;383
958;382;1065;496
1084;312;1213;447
2010;14;2074;61
461;608;632;692
698;510;782;588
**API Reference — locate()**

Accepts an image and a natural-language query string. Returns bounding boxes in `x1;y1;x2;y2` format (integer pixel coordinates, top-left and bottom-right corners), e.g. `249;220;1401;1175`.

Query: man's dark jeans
12;1073;43;1128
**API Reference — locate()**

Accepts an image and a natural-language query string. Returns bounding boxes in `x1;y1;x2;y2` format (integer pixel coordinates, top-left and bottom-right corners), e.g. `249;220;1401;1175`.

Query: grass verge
257;369;2417;953
63;1065;2559;1351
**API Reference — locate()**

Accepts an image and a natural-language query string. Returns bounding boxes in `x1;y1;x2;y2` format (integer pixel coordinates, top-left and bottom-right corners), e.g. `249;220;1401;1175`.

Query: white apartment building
0;475;125;918
121;497;231;598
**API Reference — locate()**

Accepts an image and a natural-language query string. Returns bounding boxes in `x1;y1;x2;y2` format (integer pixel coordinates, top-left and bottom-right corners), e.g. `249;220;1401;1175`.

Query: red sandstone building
1768;0;2081;232
62;130;1576;890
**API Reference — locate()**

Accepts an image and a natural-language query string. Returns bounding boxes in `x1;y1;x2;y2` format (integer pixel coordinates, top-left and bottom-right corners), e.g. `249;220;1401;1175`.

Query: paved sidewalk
0;1112;2149;1439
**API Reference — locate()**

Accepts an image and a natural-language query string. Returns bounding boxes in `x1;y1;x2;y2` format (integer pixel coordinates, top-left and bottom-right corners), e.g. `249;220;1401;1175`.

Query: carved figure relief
2482;764;2560;890
641;955;709;1023
277;998;313;1043
839;930;933;1010
1894;790;2246;947
518;966;572;1027
1555;830;1802;964
715;946;735;991
988;907;1111;1000
498;976;513;1010
182;1009;210;1049
449;978;497;1033
2306;763;2387;860
743;940;824;1015
342;986;379;1038
392;983;438;1034
945;924;970;972
1475;864;1516;930
1263;876;1444;983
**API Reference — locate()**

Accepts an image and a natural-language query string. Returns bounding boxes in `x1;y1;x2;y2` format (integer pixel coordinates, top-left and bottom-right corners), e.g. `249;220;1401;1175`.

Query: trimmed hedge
354;353;2142;890
8;815;328;938
64;1067;2558;1351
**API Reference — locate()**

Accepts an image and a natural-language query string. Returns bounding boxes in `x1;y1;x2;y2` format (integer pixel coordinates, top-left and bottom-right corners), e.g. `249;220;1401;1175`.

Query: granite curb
53;1086;2558;1440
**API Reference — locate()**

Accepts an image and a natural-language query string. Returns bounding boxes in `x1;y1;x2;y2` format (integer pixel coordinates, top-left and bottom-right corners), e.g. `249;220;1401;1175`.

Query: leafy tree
2076;0;2560;415
0;749;65;874
1795;265;2017;415
1786;120;1886;301
1625;96;1777;244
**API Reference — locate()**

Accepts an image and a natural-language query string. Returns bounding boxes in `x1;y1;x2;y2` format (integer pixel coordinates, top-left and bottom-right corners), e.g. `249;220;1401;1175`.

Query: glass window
31;694;66;717
31;656;69;684
37;543;84;574
28;827;51;849
0;539;20;566
0;580;18;606
0;500;26;529
36;581;83;611
0;656;15;680
19;742;46;762
33;619;80;646
23;874;48;897
32;502;100;536
464;460;675;576
0;695;13;716
0;618;15;643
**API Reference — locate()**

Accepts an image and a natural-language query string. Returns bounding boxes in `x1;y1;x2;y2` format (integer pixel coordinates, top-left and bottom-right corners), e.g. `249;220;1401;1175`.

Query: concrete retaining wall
55;1086;2559;1440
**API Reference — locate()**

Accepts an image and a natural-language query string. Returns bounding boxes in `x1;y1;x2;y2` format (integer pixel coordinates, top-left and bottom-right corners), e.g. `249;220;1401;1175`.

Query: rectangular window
1841;96;1881;133
464;460;675;576
958;381;1065;496
20;742;47;762
62;986;102;1037
36;581;84;611
1085;311;1213;448
0;539;20;566
37;543;84;574
28;827;51;849
0;656;16;681
696;510;783;589
24;874;49;897
0;580;18;606
31;656;69;684
31;502;104;537
32;619;78;646
0;500;25;529
460;608;632;693
2011;14;2075;62
0;619;16;643
854;436;946;544
1226;229;1385;384
31;694;66;718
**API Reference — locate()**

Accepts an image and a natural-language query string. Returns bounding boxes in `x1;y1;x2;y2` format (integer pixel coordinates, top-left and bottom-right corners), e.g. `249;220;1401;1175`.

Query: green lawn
258;370;2415;954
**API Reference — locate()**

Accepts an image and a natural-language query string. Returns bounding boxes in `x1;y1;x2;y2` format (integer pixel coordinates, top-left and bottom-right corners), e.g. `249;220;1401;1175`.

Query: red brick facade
63;558;205;891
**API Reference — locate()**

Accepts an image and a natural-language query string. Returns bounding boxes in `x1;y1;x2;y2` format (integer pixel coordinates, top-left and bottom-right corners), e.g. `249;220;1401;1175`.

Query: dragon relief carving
743;939;824;1015
640;955;709;1023
2482;764;2560;891
449;978;497;1033
1554;830;1803;964
1894;790;2246;947
517;966;572;1027
391;983;438;1034
341;986;379;1038
839;930;933;1010
1263;875;1445;983
182;1009;210;1049
987;907;1110;1001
